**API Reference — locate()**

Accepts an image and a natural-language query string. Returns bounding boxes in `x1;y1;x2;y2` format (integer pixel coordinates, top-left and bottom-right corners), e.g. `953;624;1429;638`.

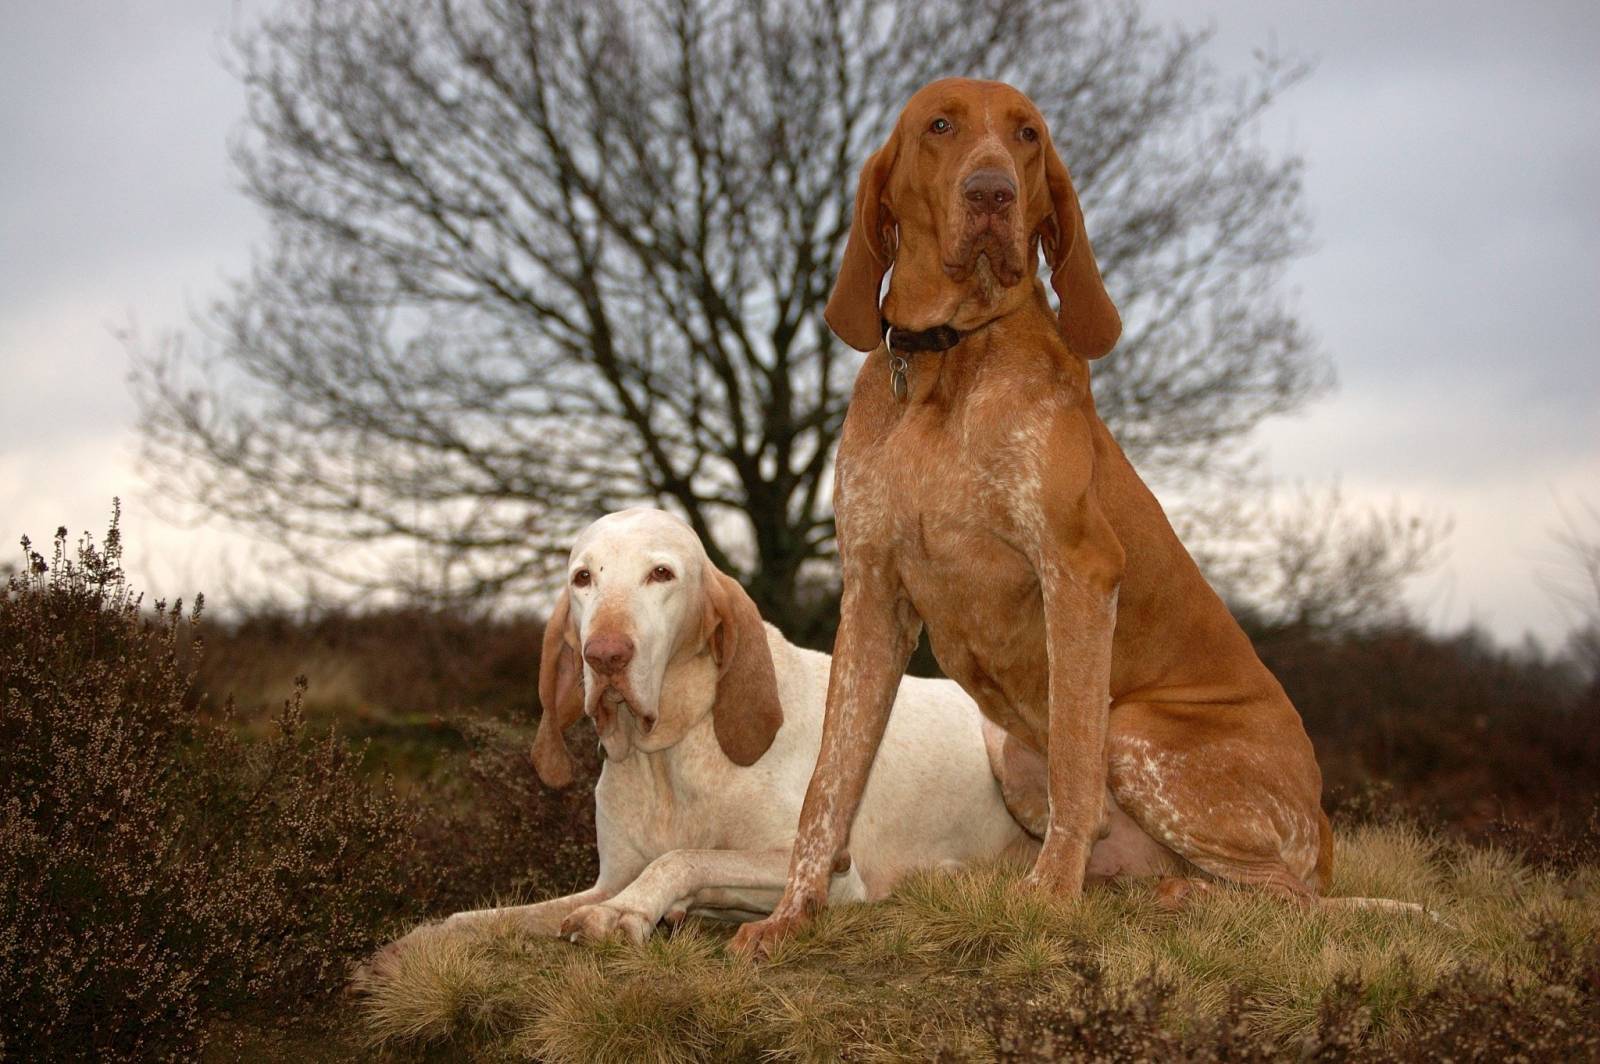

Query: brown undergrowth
0;510;600;1060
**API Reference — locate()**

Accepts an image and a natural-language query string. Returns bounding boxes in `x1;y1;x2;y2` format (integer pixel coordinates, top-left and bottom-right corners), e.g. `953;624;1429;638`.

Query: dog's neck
883;282;1071;407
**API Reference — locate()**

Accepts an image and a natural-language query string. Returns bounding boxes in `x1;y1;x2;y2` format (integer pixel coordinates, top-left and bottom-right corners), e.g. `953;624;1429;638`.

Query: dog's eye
929;117;951;135
1019;126;1038;143
571;568;592;588
647;565;675;584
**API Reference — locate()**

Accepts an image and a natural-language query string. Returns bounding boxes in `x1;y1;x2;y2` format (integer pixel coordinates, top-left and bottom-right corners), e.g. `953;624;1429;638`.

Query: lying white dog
440;507;1041;944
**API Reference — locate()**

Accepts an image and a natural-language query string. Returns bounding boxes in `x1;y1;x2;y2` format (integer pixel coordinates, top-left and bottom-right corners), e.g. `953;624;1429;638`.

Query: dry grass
355;822;1600;1062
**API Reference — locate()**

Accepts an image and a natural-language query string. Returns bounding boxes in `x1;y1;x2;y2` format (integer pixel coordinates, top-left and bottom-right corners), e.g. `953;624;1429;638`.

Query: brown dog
731;78;1340;957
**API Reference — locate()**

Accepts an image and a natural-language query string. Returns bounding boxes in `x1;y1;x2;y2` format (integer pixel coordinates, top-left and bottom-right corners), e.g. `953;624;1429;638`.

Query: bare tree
134;0;1326;639
1547;500;1600;682
1203;484;1451;635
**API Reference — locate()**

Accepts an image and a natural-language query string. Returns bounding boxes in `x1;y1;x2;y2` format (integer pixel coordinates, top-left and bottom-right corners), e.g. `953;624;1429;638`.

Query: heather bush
189;606;605;912
408;717;600;915
0;508;419;1060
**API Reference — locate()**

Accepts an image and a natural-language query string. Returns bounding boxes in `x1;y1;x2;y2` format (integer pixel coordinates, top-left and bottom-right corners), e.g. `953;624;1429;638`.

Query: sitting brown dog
732;78;1399;958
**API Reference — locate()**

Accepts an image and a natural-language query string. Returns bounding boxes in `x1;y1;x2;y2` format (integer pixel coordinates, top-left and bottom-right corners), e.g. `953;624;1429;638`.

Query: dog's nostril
963;169;1017;215
583;633;635;675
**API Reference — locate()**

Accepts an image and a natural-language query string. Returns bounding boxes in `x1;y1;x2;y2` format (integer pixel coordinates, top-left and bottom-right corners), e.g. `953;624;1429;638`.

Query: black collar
882;315;964;354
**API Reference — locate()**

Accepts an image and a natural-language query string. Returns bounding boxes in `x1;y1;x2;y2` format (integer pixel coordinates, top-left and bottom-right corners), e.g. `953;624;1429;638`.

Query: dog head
825;77;1120;360
531;508;783;786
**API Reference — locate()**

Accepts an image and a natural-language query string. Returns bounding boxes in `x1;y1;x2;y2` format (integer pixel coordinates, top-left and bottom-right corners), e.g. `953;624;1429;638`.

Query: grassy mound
355;823;1600;1061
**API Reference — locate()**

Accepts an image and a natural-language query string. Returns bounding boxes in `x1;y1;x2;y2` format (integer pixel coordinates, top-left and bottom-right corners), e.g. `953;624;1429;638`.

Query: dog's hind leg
982;719;1050;839
983;718;1197;884
1104;699;1329;894
1105;704;1432;918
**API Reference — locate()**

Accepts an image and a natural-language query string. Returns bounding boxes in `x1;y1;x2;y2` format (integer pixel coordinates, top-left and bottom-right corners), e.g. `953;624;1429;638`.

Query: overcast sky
2;1;1596;647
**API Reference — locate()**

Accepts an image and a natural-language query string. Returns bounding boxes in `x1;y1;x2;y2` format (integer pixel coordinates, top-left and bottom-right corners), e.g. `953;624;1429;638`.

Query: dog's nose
583;633;635;676
963;169;1016;214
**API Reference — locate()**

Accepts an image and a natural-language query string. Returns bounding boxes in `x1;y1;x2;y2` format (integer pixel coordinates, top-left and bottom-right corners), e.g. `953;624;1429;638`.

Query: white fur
444;509;1032;944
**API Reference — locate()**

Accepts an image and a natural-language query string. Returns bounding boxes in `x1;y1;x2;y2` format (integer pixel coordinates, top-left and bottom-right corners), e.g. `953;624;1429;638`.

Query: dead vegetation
0;513;420;1061
355;822;1600;1062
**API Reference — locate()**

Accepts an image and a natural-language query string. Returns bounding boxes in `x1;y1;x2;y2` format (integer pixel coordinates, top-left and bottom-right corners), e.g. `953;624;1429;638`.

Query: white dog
436;507;1042;945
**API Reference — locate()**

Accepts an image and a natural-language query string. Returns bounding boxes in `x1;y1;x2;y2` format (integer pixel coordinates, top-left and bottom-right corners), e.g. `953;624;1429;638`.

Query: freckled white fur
1110;736;1192;851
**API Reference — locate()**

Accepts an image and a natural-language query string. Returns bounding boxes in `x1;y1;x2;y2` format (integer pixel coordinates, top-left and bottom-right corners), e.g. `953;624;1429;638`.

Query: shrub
0;507;419;1060
189;603;605;916
1257;623;1600;831
407;717;600;916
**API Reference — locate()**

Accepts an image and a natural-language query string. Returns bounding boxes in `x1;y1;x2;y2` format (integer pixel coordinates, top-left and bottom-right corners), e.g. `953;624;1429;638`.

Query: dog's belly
895;514;1051;749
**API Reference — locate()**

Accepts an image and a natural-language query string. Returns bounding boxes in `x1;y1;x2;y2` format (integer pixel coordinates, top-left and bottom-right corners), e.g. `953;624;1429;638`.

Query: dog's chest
600;764;719;851
850;392;1051;531
596;738;780;859
847;402;1055;731
869;398;1049;579
901;532;1051;742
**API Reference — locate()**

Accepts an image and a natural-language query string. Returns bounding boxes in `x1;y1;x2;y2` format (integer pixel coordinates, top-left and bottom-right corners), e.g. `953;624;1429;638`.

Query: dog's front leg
439;888;614;937
564;849;788;944
1026;491;1124;899
562;848;871;945
356;842;650;988
350;887;615;991
730;565;920;958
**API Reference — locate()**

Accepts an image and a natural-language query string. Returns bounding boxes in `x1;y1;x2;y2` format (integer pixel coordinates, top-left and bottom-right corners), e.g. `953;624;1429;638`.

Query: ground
346;823;1600;1062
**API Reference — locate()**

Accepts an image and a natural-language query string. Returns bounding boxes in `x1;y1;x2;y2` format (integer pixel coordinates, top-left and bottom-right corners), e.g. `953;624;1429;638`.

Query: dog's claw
561;902;655;945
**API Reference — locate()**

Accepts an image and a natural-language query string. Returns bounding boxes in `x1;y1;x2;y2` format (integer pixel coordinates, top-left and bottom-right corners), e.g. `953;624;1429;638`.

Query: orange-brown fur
732;78;1332;957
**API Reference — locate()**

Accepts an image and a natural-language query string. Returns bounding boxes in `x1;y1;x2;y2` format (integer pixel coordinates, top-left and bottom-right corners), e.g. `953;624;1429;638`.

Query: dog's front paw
561;902;655;945
728;901;818;960
1019;842;1094;901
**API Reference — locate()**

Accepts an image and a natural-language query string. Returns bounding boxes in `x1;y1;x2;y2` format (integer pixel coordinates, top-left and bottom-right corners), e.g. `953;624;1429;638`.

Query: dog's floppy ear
700;563;783;766
531;588;583;788
1040;134;1121;360
825;132;900;352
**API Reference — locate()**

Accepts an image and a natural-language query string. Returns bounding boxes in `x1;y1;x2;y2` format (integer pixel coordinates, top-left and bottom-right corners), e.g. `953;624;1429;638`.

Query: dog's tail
1317;895;1444;921
1159;873;1443;923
